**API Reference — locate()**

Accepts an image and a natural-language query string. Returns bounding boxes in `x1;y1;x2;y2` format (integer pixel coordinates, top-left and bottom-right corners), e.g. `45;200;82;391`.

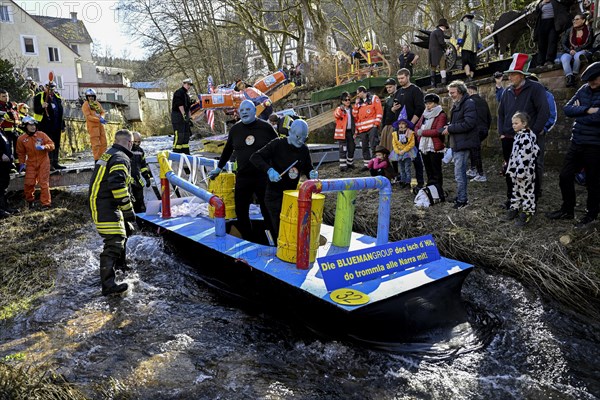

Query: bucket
276;190;325;263
208;172;236;219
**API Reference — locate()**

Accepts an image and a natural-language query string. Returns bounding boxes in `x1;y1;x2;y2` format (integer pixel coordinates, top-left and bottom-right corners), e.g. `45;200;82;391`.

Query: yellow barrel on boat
276;190;325;263
208;172;236;219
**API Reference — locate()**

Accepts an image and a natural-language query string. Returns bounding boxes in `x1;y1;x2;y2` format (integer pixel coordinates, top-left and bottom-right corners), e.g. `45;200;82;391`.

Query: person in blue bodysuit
209;100;277;241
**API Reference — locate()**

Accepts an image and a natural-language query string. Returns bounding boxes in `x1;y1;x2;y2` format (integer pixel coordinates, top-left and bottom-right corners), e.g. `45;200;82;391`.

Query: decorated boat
137;152;474;347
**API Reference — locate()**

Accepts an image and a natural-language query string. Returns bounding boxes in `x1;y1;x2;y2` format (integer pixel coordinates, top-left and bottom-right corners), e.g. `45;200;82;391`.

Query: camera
493;71;503;79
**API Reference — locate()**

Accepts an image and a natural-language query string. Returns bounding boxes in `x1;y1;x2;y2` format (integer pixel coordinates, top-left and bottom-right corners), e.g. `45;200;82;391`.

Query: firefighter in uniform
130;131;152;213
171;78;193;154
88;129;135;296
0;89;20;171
33;81;65;170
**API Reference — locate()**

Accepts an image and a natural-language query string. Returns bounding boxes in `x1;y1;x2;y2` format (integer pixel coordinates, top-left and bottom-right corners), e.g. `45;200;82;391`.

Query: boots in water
100;258;128;296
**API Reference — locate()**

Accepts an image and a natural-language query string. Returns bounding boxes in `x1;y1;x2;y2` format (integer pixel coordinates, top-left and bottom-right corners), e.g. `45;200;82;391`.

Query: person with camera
171;78;193;154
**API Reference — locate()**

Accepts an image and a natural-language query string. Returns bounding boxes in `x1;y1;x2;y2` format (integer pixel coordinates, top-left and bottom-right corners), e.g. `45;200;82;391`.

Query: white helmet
21;116;37;125
85;88;96;97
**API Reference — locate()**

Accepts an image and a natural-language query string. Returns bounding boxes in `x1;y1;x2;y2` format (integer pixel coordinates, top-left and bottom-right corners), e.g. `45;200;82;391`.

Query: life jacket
334;106;351;140
352;94;383;133
33;91;62;122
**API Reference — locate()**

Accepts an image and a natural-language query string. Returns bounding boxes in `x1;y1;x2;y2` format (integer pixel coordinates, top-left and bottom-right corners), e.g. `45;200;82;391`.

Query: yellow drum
208;172;236;219
276;190;325;263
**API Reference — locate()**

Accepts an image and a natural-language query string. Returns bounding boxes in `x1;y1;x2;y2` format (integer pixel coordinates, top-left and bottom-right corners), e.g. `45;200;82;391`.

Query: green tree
0;59;28;102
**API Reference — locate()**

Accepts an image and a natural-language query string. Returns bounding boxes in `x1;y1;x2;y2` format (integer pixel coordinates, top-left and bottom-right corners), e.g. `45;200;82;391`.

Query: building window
25;67;40;82
76;61;82;79
253;58;264;71
70;44;79;53
54;76;64;89
48;47;60;62
285;53;293;66
21;36;37;55
0;5;12;22
306;30;314;44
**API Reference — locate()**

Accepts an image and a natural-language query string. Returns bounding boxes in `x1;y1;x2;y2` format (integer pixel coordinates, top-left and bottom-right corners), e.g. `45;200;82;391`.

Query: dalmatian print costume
506;128;540;213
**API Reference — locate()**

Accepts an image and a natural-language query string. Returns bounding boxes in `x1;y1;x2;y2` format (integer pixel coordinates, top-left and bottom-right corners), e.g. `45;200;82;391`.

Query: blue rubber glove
99;117;107;124
309;170;318;179
18;164;26;173
477;42;483;50
267;168;281;182
35;144;44;151
208;167;221;180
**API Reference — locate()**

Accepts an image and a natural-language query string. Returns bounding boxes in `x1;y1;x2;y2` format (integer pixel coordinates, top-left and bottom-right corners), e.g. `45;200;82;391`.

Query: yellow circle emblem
330;288;370;306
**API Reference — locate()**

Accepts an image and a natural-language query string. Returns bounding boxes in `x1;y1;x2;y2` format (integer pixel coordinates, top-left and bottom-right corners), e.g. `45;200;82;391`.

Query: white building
0;0;143;121
245;20;337;79
0;0;80;100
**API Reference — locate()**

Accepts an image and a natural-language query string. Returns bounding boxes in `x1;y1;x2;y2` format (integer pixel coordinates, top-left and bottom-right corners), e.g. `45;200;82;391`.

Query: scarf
570;25;590;49
419;105;443;153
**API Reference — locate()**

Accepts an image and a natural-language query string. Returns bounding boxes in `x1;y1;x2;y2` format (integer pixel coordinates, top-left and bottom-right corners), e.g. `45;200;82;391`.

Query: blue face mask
239;100;256;124
287;119;309;148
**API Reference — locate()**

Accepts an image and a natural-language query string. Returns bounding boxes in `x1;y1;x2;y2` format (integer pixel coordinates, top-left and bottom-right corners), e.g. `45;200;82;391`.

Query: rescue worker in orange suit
16;116;55;209
171;78;193;154
208;100;277;241
33;81;65;170
353;85;383;171
88;129;136;296
82;88;108;161
130;131;152;213
0;89;20;172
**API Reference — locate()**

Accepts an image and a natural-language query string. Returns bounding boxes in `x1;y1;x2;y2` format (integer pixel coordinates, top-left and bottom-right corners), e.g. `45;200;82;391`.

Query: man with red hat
497;53;550;209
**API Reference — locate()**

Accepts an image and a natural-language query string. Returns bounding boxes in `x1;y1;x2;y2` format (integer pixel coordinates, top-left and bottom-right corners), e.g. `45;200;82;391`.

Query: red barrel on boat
254;70;286;93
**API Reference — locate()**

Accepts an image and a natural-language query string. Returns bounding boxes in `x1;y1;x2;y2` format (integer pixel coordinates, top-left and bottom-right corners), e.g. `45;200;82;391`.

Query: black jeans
412;151;424;185
423;152;444;189
537;18;559;64
559;142;600;217
234;173;271;241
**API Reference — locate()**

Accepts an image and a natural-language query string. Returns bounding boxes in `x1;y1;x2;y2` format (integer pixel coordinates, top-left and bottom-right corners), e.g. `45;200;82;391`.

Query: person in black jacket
33;81;65;170
395;69;426;189
546;62;600;228
208;100;277;241
130;131;152;213
497;54;550;209
441;81;479;209
466;85;491;182
171;78;193;154
88;129;135;296
251;119;317;239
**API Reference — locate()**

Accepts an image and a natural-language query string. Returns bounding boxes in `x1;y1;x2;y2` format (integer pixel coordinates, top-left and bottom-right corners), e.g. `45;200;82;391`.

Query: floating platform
138;152;474;348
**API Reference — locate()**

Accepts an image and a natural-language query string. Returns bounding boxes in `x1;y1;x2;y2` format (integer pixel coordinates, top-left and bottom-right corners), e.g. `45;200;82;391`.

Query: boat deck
139;198;472;312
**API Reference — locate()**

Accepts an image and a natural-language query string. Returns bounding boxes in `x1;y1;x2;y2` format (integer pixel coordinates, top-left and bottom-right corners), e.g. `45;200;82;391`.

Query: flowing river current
1;136;599;399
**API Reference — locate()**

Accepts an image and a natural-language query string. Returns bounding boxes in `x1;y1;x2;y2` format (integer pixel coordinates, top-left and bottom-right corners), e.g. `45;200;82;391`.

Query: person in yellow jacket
16;116;55;208
333;91;356;171
352;86;383;170
391;110;418;188
82;88;108;161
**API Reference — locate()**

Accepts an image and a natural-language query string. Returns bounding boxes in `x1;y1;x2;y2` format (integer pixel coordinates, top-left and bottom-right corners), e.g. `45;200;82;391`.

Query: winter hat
384;78;397;86
437;18;450;29
393;106;414;130
581;61;600;81
504;53;531;75
424;93;440;103
374;145;390;156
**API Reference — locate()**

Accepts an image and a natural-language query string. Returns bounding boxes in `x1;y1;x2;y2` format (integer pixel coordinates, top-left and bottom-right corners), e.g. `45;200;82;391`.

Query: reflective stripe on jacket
352;95;383;133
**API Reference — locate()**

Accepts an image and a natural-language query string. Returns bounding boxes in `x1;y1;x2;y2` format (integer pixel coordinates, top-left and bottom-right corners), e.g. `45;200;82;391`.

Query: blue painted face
287;119;309;148
239;100;256;124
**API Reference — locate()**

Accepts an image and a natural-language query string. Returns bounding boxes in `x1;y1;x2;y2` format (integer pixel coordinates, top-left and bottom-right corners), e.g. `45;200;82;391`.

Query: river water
1;136;599;399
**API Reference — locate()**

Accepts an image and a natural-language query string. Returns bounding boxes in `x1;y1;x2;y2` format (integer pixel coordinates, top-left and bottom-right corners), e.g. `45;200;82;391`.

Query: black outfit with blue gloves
250;137;314;239
217;118;277;241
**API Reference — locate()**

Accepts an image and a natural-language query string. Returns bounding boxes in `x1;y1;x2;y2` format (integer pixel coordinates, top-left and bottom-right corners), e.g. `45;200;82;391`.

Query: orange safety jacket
352;94;383;133
334;106;352;140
